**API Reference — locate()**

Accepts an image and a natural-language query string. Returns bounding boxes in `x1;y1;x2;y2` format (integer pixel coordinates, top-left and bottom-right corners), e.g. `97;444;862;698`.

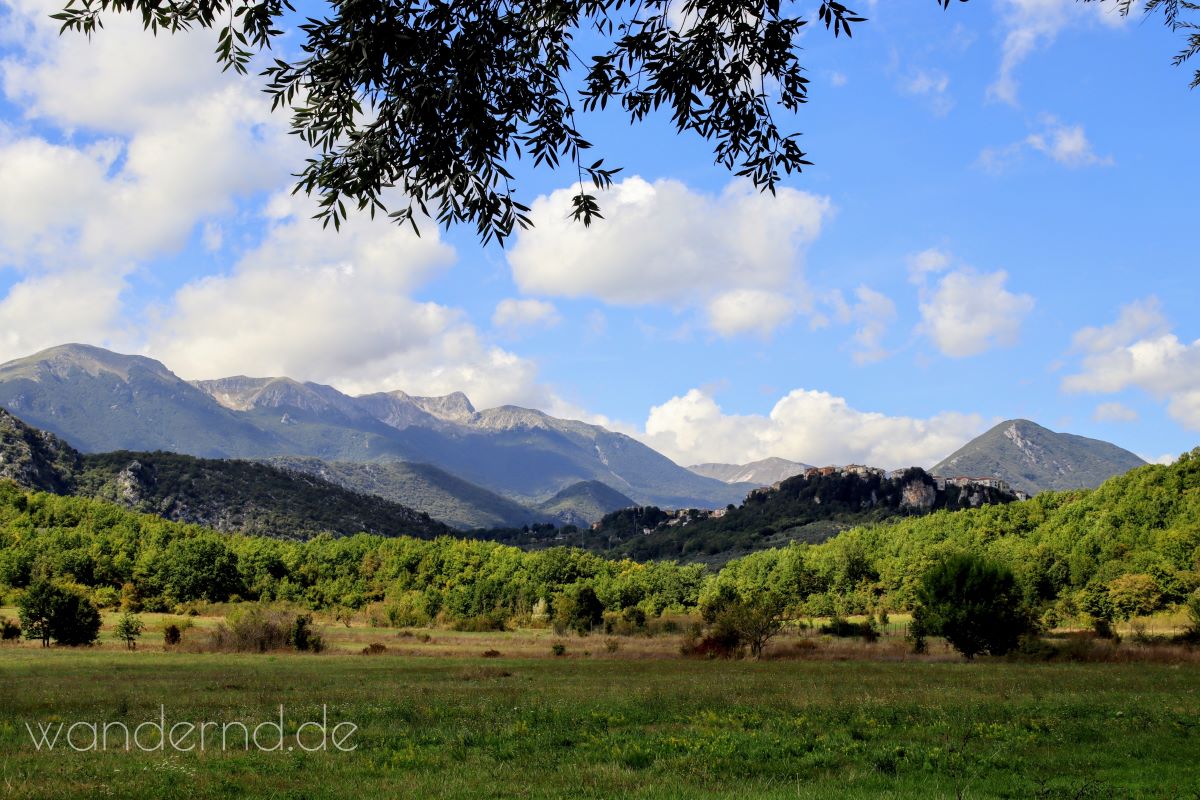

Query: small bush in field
163;624;182;647
206;607;324;653
452;611;508;632
1;616;21;641
482;649;501;658
551;642;566;657
362;643;388;655
820;617;879;642
604;638;620;653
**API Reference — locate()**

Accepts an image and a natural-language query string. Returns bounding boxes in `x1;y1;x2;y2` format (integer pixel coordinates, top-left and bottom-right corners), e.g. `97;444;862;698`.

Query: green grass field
2;638;1199;799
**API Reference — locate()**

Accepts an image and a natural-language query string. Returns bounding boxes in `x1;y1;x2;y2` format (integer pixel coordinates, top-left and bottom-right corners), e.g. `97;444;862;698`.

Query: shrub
451;611;509;632
1107;573;1162;620
552;585;605;636
114;612;145;650
91;586;121;609
482;649;502;658
207;607;324;653
120;582;144;613
622;606;647;629
380;592;432;627
551;642;566;657
0;616;21;641
362;643;388;656
163;624;183;647
915;554;1034;659
697;589;786;659
1182;591;1200;642
819;617;879;642
290;614;324;653
604;638;620;654
18;581;101;647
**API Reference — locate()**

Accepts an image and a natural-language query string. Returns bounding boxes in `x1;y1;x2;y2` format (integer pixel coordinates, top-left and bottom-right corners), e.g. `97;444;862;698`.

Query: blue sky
0;0;1197;469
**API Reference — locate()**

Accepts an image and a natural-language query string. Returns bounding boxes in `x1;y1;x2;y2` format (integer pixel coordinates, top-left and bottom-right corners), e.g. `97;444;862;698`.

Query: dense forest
0;450;1196;625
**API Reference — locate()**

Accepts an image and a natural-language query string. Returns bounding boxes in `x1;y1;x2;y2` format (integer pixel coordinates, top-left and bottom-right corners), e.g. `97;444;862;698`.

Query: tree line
1;449;1197;640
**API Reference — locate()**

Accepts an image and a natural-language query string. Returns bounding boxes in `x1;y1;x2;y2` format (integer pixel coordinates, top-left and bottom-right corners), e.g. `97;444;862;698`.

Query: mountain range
931;419;1147;496
0;344;751;512
0;345;1157;536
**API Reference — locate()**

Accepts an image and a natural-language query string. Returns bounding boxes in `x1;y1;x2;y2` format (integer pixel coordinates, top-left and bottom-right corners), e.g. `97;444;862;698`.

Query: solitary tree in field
18;581;102;648
50;0;1197;245
114;611;145;650
914;554;1032;659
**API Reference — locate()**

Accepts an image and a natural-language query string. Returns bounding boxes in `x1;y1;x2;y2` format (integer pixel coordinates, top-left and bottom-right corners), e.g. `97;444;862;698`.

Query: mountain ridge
931;418;1146;496
689;457;812;486
0;344;746;509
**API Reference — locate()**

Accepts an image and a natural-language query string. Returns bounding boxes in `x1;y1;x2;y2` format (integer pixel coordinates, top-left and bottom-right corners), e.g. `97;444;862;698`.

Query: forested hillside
710;450;1200;620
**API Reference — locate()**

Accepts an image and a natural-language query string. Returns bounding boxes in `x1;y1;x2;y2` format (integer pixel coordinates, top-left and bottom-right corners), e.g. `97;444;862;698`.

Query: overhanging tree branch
51;0;1197;245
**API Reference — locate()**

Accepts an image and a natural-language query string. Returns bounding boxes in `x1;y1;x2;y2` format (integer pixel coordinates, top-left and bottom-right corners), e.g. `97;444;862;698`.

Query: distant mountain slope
0;407;448;540
0;408;79;493
268;457;546;530
689;457;811;486
0;344;283;456
535;480;635;527
76;452;450;540
0;344;745;509
932;419;1146;496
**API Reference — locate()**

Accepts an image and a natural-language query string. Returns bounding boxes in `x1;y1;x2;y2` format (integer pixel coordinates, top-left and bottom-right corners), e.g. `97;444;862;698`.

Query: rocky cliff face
900;479;937;511
0;408;80;493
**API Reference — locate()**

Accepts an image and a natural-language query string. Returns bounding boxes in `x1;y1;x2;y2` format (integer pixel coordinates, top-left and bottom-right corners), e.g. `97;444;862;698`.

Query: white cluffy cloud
145;194;552;411
0;0;296;364
910;249;1035;358
990;0;1129;105
507;177;832;337
979;116;1112;173
640;388;986;469
1063;298;1200;431
0;3;294;269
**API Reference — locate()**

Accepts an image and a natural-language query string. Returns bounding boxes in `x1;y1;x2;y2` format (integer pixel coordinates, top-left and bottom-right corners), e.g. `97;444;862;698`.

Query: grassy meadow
2;609;1200;799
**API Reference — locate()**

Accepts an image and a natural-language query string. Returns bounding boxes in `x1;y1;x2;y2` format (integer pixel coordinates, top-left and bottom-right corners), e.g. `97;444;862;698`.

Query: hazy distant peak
0;344;173;384
689;457;812;486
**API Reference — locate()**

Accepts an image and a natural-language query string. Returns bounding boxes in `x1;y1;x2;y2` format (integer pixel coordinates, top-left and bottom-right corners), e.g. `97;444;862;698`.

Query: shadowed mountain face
535;480;636;527
0;407;449;540
0;345;746;508
931;419;1147;496
267;457;549;530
